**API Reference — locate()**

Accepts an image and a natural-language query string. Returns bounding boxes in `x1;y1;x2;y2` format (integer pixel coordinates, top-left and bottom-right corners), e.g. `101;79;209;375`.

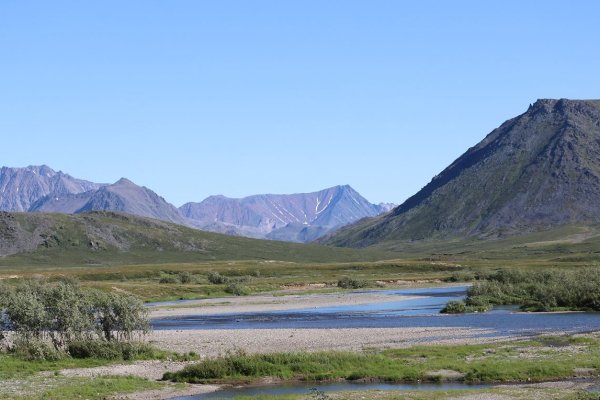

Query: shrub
224;283;249;296
88;289;149;342
207;272;228;284
68;340;123;360
250;270;261;278
67;340;161;360
453;267;600;313
444;271;476;282
178;272;194;284
1;279;149;353
159;274;179;284
441;300;466;314
159;272;197;284
13;338;64;361
337;277;368;289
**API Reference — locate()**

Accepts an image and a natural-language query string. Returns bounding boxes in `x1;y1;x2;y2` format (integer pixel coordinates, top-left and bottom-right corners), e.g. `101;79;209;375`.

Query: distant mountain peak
113;177;135;186
0;165;392;243
0;165;102;212
180;185;390;242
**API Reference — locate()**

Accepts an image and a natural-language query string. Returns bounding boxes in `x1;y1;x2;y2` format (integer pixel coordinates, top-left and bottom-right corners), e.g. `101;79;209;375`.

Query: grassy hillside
370;223;600;264
3;212;600;301
0;211;396;269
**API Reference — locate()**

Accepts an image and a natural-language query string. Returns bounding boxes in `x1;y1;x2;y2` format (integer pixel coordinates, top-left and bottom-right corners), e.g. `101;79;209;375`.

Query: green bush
224;283;249;296
67;340;123;360
337;276;368;289
88;289;149;342
67;340;161;361
1;279;149;354
178;272;194;284
207;272;228;284
444;271;476;282
159;272;197;284
441;300;466;314
452;267;600;312
159;274;179;284
13;339;65;361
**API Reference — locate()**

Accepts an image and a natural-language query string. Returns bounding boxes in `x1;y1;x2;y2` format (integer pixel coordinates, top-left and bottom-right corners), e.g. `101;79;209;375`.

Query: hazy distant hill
326;99;600;247
180;185;392;242
0;165;102;212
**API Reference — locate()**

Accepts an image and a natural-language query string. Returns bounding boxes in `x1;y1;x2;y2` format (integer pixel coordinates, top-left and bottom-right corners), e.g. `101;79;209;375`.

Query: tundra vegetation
0;279;152;361
443;268;600;313
164;335;600;385
0;279;179;399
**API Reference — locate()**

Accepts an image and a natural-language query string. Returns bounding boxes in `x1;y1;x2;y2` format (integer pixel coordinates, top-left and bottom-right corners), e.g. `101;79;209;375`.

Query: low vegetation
159;271;198;284
0;373;164;400
164;335;600;385
337;276;368;289
0;279;150;361
447;268;600;313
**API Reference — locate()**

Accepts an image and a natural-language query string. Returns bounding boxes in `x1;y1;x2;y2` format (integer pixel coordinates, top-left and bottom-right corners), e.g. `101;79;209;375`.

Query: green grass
0;345;193;380
0;353;117;380
0;258;468;302
33;376;162;400
0;376;164;400
164;335;600;385
5;213;600;303
0;211;397;269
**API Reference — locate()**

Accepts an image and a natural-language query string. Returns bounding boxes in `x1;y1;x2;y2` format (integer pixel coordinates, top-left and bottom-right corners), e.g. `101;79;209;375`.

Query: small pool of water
172;381;493;399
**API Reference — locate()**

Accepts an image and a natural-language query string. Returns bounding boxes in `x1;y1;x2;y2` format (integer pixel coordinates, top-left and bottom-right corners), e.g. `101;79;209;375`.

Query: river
150;286;600;339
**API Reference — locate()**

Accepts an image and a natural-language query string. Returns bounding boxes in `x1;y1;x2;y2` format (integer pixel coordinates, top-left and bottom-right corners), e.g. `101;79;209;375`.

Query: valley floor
4;287;600;400
147;289;425;318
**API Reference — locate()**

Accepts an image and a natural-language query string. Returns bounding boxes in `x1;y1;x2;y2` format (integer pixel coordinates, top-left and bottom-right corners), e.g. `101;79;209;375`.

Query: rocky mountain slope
0;165;102;212
30;178;186;225
326;99;600;247
0;166;390;242
180;185;392;242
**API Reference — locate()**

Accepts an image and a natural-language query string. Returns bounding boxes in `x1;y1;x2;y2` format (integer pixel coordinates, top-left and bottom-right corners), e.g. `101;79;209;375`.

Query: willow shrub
464;267;600;312
0;279;149;354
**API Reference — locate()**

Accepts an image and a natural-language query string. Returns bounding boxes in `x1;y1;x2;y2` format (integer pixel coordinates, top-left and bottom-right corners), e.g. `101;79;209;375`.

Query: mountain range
0;166;392;242
325;99;600;247
180;186;393;242
6;98;597;250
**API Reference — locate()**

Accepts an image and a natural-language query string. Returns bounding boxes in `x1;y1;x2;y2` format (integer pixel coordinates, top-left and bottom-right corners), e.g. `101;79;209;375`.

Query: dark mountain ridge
326;99;600;247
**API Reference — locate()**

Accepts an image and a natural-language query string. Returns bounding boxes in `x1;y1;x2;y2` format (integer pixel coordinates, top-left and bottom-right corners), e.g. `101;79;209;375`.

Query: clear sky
1;1;599;206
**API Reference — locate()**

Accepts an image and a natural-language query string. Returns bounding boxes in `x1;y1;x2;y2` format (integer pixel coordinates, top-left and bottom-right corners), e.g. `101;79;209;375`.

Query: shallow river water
151;286;600;339
171;381;493;400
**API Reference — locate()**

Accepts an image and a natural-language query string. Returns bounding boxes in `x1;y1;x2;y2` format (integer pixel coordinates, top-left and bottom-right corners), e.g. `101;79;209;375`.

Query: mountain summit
0;166;390;242
326;99;600;247
0;165;102;211
31;177;186;225
180;185;391;242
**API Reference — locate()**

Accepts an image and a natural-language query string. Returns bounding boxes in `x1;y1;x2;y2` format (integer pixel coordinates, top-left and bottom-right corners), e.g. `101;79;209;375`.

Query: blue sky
1;1;599;206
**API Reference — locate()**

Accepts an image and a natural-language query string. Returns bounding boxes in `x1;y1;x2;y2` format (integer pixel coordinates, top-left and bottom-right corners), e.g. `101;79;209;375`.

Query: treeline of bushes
158;270;373;293
443;268;600;313
0;279;151;360
159;271;262;296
